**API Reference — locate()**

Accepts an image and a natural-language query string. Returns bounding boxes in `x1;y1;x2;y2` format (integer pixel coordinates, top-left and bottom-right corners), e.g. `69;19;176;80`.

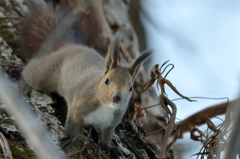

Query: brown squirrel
20;2;152;157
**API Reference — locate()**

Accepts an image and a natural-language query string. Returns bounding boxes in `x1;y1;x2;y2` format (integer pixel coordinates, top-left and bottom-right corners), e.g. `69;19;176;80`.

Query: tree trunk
0;0;163;159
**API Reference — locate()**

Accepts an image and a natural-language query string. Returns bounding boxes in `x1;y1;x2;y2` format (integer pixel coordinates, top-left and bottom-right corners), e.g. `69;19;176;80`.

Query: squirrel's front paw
110;146;123;158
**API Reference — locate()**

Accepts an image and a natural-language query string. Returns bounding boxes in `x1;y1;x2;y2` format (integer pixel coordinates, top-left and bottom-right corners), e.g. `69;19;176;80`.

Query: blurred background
132;0;240;158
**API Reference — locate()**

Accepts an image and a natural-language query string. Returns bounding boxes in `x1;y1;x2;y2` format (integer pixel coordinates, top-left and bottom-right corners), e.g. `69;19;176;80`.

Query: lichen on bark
0;0;159;159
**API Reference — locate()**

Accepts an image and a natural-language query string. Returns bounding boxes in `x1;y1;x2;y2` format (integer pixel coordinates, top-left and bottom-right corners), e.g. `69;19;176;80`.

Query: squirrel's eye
105;78;110;85
129;86;133;92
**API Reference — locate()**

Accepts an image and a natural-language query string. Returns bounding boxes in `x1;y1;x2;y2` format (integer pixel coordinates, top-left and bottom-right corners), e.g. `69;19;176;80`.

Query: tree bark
0;0;161;159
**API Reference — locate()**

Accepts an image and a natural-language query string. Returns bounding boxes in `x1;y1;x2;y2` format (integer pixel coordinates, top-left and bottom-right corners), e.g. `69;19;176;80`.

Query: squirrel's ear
104;33;121;74
129;50;153;80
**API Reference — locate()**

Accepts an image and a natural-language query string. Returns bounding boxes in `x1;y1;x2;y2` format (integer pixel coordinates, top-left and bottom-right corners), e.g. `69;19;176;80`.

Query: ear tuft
104;32;121;74
129;49;153;80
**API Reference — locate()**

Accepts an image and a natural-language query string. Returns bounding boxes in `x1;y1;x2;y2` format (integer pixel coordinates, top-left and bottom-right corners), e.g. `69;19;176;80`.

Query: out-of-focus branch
128;0;146;51
0;70;67;159
179;98;240;137
179;103;226;137
223;97;240;159
0;131;12;159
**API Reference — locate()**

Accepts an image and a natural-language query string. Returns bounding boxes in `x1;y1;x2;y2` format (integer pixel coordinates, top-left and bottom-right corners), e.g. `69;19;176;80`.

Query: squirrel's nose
113;95;121;102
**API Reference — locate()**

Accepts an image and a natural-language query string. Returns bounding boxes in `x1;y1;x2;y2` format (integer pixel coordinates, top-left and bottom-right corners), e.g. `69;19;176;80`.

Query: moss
116;121;158;159
0;118;35;158
0;0;22;58
59;126;113;159
0;21;21;56
8;140;35;159
0;0;13;12
0;118;13;126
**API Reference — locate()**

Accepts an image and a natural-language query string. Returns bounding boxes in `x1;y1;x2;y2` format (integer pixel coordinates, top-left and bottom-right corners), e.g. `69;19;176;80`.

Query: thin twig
98;140;102;159
165;124;181;153
162;64;174;79
159;94;177;159
159;60;169;72
68;127;93;157
0;64;24;69
0;17;21;20
133;64;158;101
224;98;240;159
179;101;229;137
142;103;160;110
0;131;13;159
146;124;166;136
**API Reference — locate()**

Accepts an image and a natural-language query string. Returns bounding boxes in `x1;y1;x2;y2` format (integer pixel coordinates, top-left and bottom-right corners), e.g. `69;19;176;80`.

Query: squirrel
20;2;152;157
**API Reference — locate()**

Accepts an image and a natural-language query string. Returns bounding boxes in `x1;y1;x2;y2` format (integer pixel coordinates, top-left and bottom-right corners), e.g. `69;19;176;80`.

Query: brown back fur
21;3;85;60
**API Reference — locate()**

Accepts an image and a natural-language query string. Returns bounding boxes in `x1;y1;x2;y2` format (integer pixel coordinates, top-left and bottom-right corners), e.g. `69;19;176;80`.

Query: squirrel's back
21;3;86;59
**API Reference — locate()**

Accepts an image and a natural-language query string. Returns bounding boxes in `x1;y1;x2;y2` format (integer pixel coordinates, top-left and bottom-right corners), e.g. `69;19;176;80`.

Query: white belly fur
83;104;117;128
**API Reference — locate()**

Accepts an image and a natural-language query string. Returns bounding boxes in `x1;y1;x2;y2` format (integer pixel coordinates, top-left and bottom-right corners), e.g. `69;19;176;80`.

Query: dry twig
0;16;21;20
68;127;93;157
179;101;228;137
188;115;227;159
132;61;195;159
158;94;177;159
0;131;13;159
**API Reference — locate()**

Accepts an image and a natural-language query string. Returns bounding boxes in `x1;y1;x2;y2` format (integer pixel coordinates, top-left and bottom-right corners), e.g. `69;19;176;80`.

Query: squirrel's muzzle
113;95;121;102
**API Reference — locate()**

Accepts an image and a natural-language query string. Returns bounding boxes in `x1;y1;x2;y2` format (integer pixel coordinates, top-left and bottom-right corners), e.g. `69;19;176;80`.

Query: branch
178;99;236;137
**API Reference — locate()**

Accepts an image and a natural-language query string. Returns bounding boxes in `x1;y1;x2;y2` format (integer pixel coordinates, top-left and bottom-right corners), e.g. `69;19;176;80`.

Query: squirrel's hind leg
60;111;83;148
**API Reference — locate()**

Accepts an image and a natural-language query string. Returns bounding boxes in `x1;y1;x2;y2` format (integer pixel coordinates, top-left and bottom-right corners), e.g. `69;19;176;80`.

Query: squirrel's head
96;33;152;109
